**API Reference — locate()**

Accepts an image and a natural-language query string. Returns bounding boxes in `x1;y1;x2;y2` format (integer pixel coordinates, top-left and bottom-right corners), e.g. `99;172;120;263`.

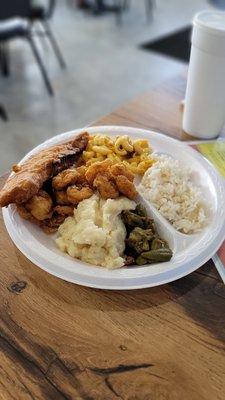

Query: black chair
29;0;66;68
0;2;54;95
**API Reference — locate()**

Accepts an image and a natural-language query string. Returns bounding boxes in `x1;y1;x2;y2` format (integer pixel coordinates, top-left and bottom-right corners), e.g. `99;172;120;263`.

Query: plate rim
3;125;225;290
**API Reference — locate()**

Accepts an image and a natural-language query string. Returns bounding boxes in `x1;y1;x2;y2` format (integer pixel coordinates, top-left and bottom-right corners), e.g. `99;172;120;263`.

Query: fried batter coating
67;185;93;204
12;164;21;173
17;198;71;233
0;132;89;207
115;175;138;200
52;169;80;190
54;205;74;216
41;214;66;234
109;163;134;182
76;166;88;184
85;159;112;185
42;225;58;234
55;190;70;205
25;190;53;221
85;160;137;200
93;174;119;199
16;204;39;224
52;166;88;191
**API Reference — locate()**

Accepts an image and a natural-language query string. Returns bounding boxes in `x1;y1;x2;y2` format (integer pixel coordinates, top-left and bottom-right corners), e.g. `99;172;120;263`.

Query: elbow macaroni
82;134;154;174
114;135;133;155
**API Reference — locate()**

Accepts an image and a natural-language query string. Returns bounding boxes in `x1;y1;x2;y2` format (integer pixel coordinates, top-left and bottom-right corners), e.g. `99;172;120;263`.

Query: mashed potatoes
56;194;135;269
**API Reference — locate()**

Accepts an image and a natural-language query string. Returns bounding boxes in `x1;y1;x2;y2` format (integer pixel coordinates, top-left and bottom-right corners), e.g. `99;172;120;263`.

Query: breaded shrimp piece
115;175;137;200
55;190;70;205
93;174;119;199
25;190;53;221
41;214;66;234
75;166;88;184
67;185;93;204
109;163;134;182
16;204;39;224
54;205;74;216
52;168;80;190
17;202;69;233
85;159;112;185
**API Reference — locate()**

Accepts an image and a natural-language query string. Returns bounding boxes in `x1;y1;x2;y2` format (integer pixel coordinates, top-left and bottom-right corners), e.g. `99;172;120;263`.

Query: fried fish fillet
0;132;89;207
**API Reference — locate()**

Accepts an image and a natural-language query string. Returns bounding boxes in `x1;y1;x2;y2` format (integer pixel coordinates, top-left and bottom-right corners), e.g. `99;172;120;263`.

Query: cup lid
194;10;225;36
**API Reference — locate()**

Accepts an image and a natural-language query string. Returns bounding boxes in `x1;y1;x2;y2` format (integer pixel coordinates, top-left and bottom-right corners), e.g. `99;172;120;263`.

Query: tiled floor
0;0;209;172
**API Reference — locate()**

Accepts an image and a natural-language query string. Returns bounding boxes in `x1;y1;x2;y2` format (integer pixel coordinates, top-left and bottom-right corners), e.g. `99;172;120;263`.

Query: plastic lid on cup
192;10;225;56
194;10;225;36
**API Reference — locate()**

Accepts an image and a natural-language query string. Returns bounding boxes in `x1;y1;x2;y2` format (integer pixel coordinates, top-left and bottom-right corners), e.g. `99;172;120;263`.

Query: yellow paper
197;141;225;178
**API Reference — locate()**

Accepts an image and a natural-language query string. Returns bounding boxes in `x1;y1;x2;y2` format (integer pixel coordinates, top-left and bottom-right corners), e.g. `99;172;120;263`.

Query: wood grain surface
0;73;225;400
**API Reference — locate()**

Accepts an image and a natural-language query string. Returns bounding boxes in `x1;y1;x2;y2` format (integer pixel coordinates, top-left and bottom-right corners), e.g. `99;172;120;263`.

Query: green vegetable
121;210;154;230
151;238;169;250
135;204;147;217
122;203;173;266
136;255;147;265
136;248;173;265
121;210;147;229
126;227;154;253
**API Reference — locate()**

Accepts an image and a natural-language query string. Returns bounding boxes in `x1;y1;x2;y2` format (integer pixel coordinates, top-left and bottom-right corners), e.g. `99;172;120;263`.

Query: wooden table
1;73;225;400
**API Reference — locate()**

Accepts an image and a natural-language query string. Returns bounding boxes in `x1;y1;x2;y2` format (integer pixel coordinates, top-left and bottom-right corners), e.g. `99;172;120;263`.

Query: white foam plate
2;126;225;290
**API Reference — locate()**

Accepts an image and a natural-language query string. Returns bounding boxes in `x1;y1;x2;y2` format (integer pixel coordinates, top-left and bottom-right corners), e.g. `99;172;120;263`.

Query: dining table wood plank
0;72;225;400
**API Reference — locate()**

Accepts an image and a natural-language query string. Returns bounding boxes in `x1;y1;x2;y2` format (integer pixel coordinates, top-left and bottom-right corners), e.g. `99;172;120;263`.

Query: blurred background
0;0;222;173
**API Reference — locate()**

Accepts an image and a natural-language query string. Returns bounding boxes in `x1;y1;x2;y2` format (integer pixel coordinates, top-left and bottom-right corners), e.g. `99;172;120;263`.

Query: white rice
139;155;208;234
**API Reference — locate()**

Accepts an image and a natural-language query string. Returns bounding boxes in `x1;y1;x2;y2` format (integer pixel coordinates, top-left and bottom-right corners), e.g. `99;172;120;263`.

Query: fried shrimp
25;190;53;221
55;190;70;205
67;185;93;204
109;163;134;182
41;214;66;234
85;159;112;185
93;174;119;199
52;168;80;190
16;204;39;223
115;175;138;200
75;166;88;184
84;160;137;200
54;205;74;216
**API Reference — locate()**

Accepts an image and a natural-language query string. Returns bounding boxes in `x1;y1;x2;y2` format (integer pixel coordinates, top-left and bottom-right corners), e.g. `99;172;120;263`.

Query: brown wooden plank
0;194;225;399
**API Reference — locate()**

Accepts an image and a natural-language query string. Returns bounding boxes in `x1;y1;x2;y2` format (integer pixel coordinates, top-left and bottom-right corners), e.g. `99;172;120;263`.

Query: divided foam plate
2;126;225;289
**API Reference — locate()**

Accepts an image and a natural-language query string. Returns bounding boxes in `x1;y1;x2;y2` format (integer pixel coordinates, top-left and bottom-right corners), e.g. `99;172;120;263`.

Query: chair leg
27;35;54;96
123;0;130;10
0;44;3;74
0;43;10;77
35;21;50;52
115;0;123;25
41;20;66;69
145;0;154;21
0;103;8;121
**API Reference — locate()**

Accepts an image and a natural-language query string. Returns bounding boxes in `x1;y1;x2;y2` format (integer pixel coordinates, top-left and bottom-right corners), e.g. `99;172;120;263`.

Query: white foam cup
183;10;225;139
